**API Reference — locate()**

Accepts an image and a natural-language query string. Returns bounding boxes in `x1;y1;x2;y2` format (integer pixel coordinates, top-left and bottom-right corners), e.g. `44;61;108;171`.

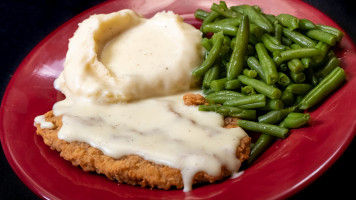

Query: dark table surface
0;0;355;199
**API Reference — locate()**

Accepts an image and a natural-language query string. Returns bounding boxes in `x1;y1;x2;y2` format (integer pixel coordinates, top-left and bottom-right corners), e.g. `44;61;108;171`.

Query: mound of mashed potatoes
55;9;203;103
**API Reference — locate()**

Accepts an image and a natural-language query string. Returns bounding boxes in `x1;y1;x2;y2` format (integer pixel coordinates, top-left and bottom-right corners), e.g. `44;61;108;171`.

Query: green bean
205;95;236;104
277;72;291;87
294;95;304;106
232;4;263;14
203;88;214;95
279;112;310;128
281;36;292;46
214;17;242;27
201;11;220;31
312;41;330;65
282;28;316;47
241;85;256;96
202;65;220;88
218;106;256;120
195;9;210;20
237;120;289;138
281;91;295;106
264;14;277;24
199;105;256;120
202;49;209;60
276;14;299;30
305;29;337;46
259;12;275;32
230;4;247;14
258;106;295;124
264;33;282;45
224;94;265;107
207;90;245;98
201;37;212;51
225;79;242;90
252;5;262;13
243;68;257;78
205;90;245;104
274;48;322;64
238;102;266;109
230;37;236;49
221;36;231;55
227;15;250;80
231;37;250;52
210;78;228;92
238;75;282;99
326;49;335;60
192;32;224;77
317;57;340;79
316;24;344;42
247;56;265;81
260;34;287;52
285;84;313;95
274;22;283;44
231;5;273;32
289;44;311;69
211;2;241;18
299;67;345;109
261;99;285;110
202;23;237;36
301;57;310;69
298;18;316;30
219;1;229;10
198;104;220;112
287;58;305;74
290;71;306;83
248;134;275;164
250;24;264;37
278;63;288;72
255;43;278;85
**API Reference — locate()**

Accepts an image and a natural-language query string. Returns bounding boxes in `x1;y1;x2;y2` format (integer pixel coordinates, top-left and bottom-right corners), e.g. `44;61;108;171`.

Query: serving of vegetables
192;1;346;164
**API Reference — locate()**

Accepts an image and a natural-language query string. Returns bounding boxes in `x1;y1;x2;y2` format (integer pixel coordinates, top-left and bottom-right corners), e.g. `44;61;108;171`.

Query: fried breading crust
182;93;207;105
35;111;250;190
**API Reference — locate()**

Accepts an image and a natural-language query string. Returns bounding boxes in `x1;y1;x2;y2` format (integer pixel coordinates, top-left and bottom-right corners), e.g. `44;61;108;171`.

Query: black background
0;0;355;199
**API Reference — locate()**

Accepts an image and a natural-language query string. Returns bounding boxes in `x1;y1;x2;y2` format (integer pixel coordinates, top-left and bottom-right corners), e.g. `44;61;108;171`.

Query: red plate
1;0;355;199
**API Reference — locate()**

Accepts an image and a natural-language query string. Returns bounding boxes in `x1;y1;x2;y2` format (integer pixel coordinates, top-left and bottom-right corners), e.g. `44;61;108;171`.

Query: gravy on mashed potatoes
35;9;248;191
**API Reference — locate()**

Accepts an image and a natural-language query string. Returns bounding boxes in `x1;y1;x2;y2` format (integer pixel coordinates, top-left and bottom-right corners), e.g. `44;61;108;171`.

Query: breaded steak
35;111;250;190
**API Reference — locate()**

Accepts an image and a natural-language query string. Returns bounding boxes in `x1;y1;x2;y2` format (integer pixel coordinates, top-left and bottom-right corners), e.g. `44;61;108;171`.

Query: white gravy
52;92;246;191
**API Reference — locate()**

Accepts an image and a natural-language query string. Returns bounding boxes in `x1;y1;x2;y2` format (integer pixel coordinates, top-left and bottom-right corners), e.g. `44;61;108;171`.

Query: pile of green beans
193;1;346;164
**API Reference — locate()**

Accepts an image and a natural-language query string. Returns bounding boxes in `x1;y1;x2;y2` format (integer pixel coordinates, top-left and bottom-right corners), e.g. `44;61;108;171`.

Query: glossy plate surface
1;0;355;199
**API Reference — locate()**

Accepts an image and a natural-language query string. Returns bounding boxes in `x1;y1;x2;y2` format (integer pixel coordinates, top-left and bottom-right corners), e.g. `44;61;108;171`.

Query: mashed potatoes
55;10;203;103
